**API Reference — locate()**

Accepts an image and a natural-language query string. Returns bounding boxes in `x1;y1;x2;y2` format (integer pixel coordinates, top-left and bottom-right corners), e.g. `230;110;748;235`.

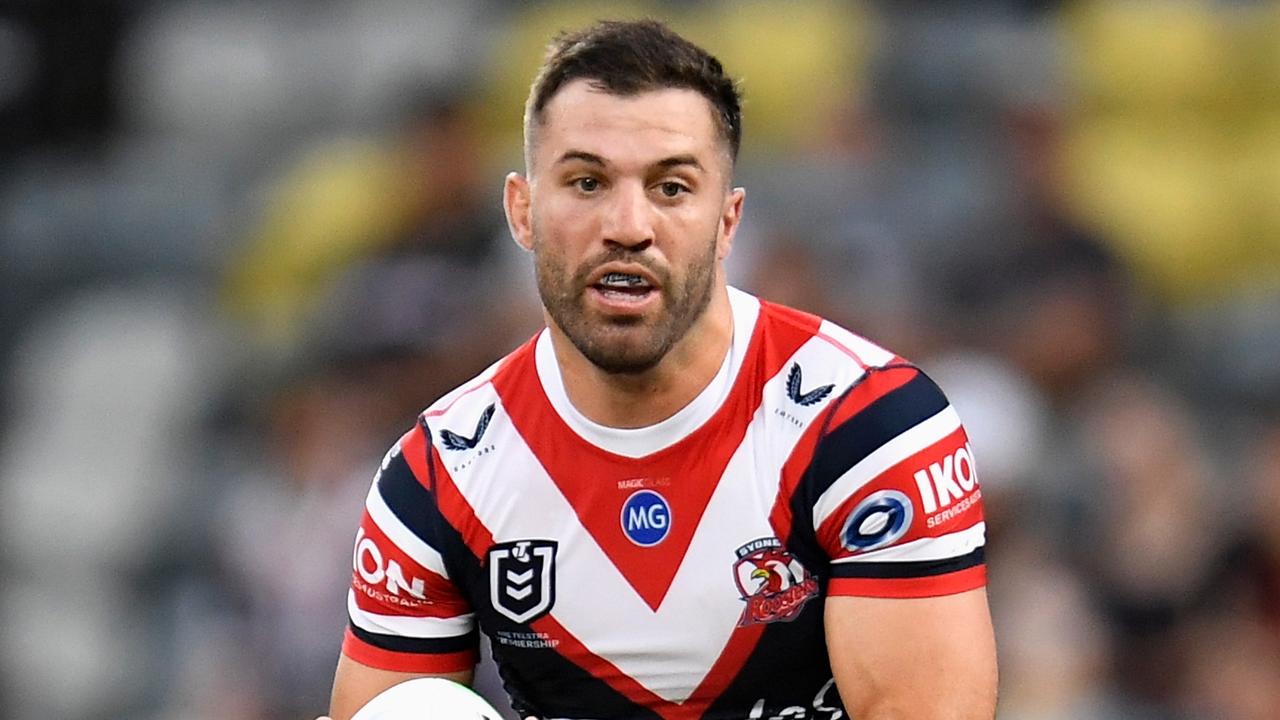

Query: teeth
600;272;648;288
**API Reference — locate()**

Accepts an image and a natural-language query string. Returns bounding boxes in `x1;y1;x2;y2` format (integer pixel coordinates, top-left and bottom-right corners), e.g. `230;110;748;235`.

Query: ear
504;171;534;252
716;187;746;261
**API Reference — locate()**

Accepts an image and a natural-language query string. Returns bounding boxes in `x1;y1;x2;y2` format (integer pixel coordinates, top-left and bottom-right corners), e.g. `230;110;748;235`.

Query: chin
578;328;670;375
586;352;665;376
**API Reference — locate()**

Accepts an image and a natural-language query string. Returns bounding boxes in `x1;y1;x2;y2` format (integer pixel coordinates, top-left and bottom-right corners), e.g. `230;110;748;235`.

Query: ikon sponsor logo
912;442;979;517
352;527;430;609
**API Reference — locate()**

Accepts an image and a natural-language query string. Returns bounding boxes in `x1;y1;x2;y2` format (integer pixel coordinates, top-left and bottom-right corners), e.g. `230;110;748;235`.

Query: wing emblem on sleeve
440;404;496;451
786;363;835;407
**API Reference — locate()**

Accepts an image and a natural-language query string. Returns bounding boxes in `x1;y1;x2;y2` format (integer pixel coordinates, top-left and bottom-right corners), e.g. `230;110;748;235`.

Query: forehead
533;79;726;171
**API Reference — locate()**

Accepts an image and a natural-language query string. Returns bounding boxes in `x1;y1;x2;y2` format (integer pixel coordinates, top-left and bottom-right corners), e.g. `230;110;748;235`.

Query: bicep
824;588;997;720
329;653;475;720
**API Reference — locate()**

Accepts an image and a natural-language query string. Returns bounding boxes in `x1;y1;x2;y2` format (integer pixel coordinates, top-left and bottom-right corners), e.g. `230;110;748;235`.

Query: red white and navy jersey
343;288;986;720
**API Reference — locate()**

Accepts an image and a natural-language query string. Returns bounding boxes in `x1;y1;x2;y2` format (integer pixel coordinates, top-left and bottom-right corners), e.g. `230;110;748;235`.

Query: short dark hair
524;19;742;163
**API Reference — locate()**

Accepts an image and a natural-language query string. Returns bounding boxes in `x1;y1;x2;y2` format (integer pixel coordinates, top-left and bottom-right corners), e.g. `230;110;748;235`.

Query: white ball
351;678;505;720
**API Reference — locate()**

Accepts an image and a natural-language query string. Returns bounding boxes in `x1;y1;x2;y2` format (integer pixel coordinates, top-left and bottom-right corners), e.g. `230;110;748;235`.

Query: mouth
587;265;660;305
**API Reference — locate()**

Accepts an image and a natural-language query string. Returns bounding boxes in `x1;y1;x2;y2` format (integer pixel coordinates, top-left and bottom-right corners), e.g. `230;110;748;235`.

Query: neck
548;284;734;429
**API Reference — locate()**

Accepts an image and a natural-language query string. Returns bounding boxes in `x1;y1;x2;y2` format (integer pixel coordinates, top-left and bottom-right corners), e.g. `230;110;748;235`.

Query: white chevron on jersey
811;405;963;531
830;521;987;564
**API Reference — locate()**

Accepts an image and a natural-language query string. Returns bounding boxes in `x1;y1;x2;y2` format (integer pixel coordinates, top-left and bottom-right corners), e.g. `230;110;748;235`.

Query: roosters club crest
733;538;819;626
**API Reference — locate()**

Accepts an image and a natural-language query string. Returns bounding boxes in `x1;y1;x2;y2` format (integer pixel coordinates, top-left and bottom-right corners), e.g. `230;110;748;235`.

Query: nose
601;181;654;250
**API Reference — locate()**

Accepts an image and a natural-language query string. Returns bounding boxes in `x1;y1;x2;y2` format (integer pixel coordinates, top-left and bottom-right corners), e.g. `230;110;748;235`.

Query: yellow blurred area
1058;0;1280;302
476;0;874;156
223;139;416;351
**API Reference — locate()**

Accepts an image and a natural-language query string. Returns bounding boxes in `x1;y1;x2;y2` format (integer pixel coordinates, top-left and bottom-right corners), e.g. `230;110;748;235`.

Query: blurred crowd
1;1;1279;719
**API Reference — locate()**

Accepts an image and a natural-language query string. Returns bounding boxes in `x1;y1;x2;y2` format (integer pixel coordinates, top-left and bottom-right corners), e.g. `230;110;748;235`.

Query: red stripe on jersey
496;303;819;612
341;628;477;673
399;423;434;493
402;424;494;561
528;614;767;720
678;622;767;718
770;365;918;542
828;564;987;598
350;510;462;619
530;614;676;718
815;424;974;556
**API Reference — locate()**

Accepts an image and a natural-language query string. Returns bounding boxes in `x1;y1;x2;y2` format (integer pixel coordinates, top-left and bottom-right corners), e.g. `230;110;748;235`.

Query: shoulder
749;296;917;427
418;333;539;429
754;296;902;373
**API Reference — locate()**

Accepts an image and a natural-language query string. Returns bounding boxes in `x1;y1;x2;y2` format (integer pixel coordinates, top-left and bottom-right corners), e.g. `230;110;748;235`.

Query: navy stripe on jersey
804;369;949;498
487;638;664;720
830;547;985;580
784;367;949;571
702;598;842;719
348;622;479;654
377;450;435;541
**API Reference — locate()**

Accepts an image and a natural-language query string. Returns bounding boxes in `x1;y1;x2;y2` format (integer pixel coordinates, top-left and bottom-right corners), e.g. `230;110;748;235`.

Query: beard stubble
533;232;719;375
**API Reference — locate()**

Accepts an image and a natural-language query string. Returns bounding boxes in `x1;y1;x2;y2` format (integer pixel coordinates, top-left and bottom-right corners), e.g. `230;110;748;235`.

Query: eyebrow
556;150;607;167
655;154;704;172
554;150;706;173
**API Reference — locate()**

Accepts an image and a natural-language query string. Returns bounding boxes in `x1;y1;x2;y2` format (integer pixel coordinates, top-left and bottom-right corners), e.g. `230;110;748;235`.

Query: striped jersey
343;287;986;719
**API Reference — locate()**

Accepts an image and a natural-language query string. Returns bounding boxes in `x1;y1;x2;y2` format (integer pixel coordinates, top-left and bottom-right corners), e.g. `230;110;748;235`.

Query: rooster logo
747;549;801;593
733;539;819;626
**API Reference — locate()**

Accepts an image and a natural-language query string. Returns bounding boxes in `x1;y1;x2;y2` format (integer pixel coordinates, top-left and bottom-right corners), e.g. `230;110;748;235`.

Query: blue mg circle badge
621;490;671;546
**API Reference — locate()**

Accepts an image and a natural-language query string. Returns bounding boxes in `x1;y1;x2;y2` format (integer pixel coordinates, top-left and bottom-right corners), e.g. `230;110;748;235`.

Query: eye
574;177;600;193
658;181;687;198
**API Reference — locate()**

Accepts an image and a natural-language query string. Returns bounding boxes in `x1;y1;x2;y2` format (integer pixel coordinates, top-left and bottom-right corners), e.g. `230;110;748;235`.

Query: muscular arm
327;653;474;720
825;588;997;720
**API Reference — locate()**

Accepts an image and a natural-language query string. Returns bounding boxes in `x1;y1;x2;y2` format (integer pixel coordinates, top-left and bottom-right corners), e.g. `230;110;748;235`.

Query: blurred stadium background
2;0;1279;718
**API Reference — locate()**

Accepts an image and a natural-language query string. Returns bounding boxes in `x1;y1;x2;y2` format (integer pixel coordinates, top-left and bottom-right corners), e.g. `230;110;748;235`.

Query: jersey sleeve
803;364;986;598
342;428;479;672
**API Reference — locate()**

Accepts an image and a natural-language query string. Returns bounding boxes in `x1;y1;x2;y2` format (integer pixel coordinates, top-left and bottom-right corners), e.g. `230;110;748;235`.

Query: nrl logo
488;539;557;624
733;538;818;626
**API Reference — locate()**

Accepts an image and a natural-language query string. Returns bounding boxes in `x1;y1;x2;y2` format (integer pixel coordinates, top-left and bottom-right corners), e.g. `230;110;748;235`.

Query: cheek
536;197;599;248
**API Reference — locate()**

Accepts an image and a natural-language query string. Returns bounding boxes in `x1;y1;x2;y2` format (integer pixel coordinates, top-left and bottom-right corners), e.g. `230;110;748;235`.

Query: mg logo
621;490;671;546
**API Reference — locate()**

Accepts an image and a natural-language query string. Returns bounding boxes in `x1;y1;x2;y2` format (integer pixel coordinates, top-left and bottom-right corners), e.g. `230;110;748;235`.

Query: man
328;19;996;720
